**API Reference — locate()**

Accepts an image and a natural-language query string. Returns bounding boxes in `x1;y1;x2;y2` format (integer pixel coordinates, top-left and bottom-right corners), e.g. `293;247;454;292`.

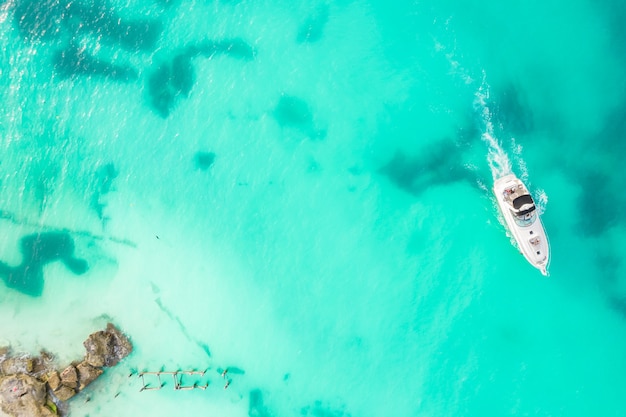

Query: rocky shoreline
0;323;132;417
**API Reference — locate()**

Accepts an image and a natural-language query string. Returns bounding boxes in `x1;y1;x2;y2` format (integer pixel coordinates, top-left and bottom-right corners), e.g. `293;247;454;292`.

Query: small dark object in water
273;94;326;140
274;95;313;127
194;152;216;171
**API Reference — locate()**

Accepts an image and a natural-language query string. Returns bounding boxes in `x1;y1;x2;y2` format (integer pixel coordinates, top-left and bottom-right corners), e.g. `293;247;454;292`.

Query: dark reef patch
154;297;212;358
194;152;216;171
274;95;313;127
13;0;162;51
149;64;178;118
53;45;138;81
197;39;256;61
147;39;255;117
297;4;330;43
571;98;626;236
301;400;351;417
249;389;273;417
147;49;205;117
90;163;119;223
380;141;477;195
0;232;88;297
597;100;626;157
576;171;622;236
494;84;534;135
273;94;326;140
14;0;160;83
64;3;162;51
13;0;66;40
170;53;197;97
96;163;118;196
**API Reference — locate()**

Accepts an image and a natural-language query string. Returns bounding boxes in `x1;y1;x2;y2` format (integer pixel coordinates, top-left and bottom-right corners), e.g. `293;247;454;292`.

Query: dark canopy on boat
513;194;534;209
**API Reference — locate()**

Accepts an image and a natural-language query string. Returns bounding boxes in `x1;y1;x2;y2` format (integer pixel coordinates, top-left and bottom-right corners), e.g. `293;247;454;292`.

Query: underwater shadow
14;0;162;51
53;45;138;82
273;94;326;140
90;162;119;226
0;232;88;297
296;4;330;43
494;84;534;136
249;389;273;417
194;152;216;171
301;400;352;417
147;39;255;117
380;140;478;196
575;171;623;236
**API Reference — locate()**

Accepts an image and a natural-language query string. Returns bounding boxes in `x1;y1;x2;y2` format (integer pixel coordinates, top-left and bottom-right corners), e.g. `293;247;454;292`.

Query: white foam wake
535;188;548;215
473;73;512;181
473;73;549;213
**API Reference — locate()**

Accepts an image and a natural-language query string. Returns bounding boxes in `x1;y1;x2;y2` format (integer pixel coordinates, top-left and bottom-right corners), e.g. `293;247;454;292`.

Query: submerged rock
83;323;132;367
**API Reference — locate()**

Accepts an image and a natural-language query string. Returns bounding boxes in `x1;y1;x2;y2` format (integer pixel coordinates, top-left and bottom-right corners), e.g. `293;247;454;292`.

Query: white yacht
493;174;550;275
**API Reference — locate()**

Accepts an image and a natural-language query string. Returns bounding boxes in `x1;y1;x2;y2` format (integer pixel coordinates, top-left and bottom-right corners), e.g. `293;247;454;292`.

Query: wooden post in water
138;370;209;391
138;372;165;391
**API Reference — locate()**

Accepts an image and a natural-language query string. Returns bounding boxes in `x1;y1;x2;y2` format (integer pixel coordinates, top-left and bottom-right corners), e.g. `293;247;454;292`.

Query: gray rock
0;357;33;376
76;361;103;390
27;357;53;378
0;374;55;417
83;323;132;367
59;365;78;389
1;322;132;416
52;385;75;402
46;371;61;391
39;351;54;363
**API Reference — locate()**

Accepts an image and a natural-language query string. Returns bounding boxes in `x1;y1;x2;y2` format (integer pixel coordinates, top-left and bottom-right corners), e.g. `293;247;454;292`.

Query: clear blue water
2;1;626;416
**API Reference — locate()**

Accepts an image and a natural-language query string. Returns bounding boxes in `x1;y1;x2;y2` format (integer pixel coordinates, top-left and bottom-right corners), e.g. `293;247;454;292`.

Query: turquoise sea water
2;0;626;416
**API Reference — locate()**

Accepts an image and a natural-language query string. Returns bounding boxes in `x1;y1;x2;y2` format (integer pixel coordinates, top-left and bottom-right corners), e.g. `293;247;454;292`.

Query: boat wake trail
473;73;512;181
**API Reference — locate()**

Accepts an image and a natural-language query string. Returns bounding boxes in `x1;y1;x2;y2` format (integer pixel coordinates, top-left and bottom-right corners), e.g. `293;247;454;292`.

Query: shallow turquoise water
1;1;626;416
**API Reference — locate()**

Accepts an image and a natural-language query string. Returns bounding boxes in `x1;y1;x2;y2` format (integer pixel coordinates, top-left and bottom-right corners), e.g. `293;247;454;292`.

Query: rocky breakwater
0;323;132;417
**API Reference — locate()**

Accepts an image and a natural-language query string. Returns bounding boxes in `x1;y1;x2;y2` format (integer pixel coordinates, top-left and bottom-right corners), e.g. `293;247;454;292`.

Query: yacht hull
493;174;550;276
